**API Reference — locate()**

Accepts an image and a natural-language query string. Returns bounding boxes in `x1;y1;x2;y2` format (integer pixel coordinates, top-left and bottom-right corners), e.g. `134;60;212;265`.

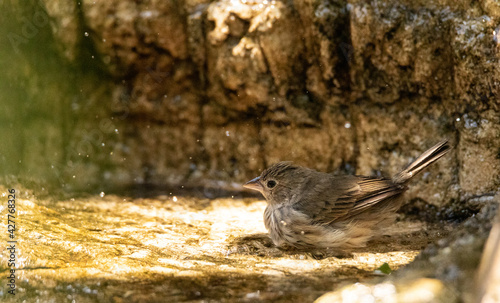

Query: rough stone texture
81;0;190;75
109;121;203;185
349;2;456;103
452;15;500;111
3;0;500;206
202;123;263;181
261;125;332;171
293;0;350;100
456;110;500;196
205;0;306;118
353;99;459;206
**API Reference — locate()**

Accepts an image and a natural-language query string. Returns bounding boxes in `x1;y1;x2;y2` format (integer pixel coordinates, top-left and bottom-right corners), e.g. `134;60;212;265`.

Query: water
0;187;440;302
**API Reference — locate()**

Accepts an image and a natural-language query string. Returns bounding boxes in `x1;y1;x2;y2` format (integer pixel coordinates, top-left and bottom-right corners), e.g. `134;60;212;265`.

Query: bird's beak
243;176;263;193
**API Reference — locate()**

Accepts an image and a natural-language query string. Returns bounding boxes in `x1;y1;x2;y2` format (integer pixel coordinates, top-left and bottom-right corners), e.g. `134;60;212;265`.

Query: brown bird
243;140;451;249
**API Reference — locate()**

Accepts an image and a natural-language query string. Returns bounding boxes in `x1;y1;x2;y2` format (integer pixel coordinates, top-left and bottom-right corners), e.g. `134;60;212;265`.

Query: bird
243;140;451;250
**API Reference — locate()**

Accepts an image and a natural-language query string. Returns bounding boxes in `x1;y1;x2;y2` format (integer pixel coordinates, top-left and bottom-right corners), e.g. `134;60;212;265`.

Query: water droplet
84;32;89;37
344;122;351;129
173;196;178;202
226;131;230;137
100;192;105;197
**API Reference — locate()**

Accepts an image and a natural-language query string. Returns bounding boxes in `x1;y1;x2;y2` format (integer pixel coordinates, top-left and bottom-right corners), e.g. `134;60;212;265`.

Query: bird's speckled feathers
244;140;451;249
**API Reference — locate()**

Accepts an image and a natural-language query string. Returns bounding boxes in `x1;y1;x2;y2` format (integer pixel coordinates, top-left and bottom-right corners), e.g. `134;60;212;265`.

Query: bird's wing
346;177;405;216
297;176;405;225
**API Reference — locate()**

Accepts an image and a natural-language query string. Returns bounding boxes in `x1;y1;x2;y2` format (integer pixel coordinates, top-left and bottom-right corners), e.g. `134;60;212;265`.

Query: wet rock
205;0;305;113
456;110;500;196
110;122;202;185
450;15;500;113
3;0;499;219
293;0;351;99
260;124;333;172
202;123;263;181
349;2;455;103
81;0;190;75
353;100;458;206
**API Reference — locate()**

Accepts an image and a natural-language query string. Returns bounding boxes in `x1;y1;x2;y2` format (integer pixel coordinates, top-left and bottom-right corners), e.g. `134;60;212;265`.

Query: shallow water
0;188;450;302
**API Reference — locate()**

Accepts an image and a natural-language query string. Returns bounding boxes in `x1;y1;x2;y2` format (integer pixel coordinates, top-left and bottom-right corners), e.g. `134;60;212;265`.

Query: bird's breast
264;205;287;247
264;204;322;248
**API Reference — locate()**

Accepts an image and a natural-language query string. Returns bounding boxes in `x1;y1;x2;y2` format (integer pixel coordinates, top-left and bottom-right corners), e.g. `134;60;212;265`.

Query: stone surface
353;99;458;206
111;121;203;185
349;2;455;103
456;110;500;196
205;0;305;114
3;0;500;203
2;0;499;206
451;15;500;112
202;123;263;181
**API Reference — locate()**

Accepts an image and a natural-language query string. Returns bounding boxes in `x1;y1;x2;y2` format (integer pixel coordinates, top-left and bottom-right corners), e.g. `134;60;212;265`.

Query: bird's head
243;162;307;205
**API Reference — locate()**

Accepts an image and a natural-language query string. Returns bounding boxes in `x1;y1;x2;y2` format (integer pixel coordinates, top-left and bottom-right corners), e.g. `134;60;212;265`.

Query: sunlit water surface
0;188;449;302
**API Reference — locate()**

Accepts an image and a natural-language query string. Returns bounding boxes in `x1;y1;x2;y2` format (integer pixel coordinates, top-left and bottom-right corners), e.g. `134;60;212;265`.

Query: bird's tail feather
392;140;451;185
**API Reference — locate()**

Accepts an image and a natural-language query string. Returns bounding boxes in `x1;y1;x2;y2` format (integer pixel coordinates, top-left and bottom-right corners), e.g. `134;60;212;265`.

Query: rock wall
2;0;499;209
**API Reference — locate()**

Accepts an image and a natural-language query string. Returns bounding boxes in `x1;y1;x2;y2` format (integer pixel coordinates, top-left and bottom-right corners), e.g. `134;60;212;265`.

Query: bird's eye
266;180;277;188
